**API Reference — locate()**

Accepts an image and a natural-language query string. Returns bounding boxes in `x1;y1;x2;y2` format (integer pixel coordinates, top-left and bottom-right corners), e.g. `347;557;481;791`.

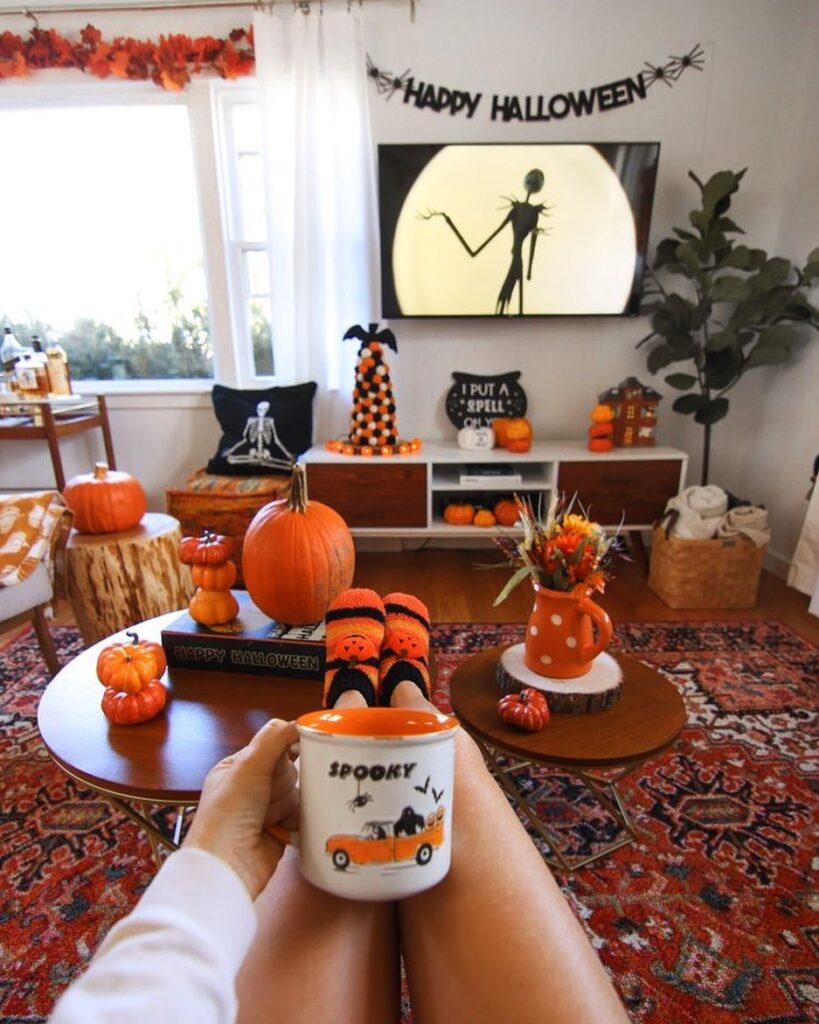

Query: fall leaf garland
0;24;255;91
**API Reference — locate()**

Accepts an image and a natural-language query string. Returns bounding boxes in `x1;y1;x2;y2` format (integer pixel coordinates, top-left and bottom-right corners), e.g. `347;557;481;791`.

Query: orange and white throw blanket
0;491;69;587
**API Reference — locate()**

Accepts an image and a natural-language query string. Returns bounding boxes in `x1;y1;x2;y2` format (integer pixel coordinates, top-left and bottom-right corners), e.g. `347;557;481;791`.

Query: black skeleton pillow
206;382;318;476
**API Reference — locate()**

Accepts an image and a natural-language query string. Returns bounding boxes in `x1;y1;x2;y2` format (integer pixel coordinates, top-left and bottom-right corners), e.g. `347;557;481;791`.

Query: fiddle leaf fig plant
639;168;819;485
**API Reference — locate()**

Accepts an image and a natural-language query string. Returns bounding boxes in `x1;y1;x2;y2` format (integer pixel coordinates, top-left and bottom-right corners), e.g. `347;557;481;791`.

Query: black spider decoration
642;59;676;88
365;54;412;100
667;43;706;80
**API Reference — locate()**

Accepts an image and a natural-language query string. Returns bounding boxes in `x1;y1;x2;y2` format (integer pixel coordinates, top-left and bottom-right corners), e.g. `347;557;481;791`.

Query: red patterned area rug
1;620;818;1023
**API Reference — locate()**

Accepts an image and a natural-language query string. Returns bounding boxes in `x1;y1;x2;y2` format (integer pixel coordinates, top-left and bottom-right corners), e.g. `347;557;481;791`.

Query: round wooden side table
66;512;195;644
450;647;687;871
37;611;323;865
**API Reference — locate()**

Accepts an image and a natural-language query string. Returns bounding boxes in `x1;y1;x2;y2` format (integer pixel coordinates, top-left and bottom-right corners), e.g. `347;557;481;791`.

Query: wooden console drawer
556;459;682;526
304;463;427;528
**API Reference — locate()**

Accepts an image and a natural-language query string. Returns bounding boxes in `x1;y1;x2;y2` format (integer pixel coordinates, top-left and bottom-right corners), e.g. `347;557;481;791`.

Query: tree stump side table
66;512;195;644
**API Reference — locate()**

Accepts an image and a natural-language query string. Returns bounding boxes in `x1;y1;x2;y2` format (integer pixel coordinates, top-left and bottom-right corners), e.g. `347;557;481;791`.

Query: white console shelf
302;440;688;540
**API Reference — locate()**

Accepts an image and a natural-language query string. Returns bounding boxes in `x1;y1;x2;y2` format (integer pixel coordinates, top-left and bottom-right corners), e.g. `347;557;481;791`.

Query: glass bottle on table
1;327;25;394
45;338;72;396
29;337;51;398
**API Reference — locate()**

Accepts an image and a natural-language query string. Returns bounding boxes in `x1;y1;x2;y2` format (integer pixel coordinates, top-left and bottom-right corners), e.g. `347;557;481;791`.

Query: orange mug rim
297;707;459;739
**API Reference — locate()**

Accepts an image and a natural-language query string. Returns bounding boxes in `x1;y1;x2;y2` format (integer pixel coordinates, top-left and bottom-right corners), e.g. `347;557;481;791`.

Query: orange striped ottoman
166;469;290;587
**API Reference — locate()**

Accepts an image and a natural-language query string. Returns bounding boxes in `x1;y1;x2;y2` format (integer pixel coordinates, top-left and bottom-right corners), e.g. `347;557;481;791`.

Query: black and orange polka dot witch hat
325;323;421;457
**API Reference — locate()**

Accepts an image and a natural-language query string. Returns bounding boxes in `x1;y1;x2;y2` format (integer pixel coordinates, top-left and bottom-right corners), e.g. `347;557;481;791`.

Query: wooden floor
4;547;819;649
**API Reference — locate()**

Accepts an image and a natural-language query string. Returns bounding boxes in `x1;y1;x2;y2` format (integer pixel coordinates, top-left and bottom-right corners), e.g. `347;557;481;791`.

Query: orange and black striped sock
379;592;431;706
323;588;386;708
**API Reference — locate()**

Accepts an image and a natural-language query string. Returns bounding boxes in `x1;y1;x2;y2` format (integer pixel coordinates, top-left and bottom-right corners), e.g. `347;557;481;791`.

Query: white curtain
253;6;379;443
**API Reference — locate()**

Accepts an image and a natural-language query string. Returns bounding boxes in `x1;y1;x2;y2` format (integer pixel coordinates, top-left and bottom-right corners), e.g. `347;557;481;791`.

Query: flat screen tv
378;142;660;319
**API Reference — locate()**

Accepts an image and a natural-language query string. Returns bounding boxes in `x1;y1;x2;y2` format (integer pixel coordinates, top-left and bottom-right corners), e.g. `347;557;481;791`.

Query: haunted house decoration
598;377;661;447
325;323;421;457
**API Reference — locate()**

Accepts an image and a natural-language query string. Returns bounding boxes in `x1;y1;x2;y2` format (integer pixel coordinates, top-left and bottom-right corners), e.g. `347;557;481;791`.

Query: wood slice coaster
496;644;623;715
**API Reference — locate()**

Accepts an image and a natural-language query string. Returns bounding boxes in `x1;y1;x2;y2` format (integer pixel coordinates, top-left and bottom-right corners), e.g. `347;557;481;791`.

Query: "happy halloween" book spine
161;633;325;680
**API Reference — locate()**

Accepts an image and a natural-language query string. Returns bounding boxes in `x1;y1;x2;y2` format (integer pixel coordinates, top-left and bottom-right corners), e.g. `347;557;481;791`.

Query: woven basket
648;524;767;609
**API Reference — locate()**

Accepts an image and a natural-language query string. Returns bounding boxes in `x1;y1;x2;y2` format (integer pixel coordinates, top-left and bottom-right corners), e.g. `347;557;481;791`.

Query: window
0;100;212;382
216;92;275;378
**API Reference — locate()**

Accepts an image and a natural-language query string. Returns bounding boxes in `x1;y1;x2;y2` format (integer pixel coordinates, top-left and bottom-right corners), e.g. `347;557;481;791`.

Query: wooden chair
0;506;73;675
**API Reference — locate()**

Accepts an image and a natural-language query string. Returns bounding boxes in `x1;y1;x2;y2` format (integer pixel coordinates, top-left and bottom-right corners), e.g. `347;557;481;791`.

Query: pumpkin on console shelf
96;631;166;694
473;508;496;528
63;462;147;535
492;417;532;453
493;499;519;527
443;503;475;526
242;463;355;625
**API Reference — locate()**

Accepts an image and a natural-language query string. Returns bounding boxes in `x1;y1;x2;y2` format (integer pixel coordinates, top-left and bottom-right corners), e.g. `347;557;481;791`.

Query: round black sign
445;371;527;428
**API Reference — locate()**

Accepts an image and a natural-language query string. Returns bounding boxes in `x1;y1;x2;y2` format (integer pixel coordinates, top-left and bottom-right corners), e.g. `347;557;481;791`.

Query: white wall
1;0;817;573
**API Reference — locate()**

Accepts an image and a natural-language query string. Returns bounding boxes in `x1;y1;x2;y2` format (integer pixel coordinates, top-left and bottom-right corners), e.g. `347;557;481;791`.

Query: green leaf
717;245;754;270
687;170;705;190
652;308;679;338
675;241;702;272
667;332;698;359
704;348;742;388
711;275;750;302
752;257;792;291
700;170;744;222
755;323;799;349
665;372;698;390
672;393;709;415
493;564;535;606
647;342;678;373
745;346;791;368
689;209;708;233
654;238;680;269
802;260;819;281
714;216;745;235
706;330;739;352
673;228;697;241
694;397;730;425
806;246;819;264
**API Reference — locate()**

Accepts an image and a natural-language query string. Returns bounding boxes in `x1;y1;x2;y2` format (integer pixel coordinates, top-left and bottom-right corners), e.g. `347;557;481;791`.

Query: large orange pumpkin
242;464;355;625
63;463;146;534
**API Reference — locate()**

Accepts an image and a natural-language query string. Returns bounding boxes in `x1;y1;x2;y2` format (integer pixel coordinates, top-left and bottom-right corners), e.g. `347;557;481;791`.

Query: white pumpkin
457;425;495;450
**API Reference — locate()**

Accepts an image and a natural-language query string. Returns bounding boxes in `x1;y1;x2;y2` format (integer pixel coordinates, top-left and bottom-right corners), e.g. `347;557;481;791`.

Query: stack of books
458;463;523;487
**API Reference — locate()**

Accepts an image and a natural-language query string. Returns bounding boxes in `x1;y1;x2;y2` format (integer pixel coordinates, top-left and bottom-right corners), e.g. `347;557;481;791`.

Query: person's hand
184;718;299;900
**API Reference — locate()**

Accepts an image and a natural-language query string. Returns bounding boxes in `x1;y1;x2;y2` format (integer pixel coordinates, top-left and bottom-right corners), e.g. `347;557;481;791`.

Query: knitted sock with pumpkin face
379;593;431;707
323;588;386;708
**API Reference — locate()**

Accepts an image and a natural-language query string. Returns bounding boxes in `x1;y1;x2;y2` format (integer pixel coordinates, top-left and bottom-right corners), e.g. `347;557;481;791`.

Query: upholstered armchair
0;493;73;675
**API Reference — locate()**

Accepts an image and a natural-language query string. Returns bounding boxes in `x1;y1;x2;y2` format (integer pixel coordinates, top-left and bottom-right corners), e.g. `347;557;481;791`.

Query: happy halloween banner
367;43;705;121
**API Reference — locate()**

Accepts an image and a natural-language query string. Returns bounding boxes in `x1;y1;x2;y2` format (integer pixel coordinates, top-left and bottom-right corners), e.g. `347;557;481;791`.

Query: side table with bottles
0;395;116;490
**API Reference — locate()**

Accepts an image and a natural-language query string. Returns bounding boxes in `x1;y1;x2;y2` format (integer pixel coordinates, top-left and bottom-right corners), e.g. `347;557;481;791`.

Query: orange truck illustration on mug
326;806;445;870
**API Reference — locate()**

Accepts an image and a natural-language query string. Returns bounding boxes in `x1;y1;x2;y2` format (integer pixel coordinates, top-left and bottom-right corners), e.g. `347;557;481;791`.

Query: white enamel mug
271;707;459;901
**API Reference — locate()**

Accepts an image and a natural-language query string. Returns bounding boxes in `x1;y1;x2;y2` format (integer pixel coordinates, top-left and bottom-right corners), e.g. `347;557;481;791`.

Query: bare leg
392;681;629;1024
236;833;400;1024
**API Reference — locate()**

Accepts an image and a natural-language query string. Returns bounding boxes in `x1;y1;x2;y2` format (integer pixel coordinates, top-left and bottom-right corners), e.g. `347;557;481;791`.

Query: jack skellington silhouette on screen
420;168;553;316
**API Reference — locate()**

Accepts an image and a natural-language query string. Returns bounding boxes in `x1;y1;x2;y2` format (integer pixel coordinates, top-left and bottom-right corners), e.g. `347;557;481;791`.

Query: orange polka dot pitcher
523;582;613;679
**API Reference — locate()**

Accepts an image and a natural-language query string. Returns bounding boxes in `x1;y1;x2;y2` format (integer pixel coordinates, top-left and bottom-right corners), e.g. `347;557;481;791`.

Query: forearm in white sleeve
50;848;257;1024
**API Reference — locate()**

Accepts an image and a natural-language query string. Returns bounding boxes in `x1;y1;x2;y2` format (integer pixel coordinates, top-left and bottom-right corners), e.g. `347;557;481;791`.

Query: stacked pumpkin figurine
97;631;168;725
179;530;240;627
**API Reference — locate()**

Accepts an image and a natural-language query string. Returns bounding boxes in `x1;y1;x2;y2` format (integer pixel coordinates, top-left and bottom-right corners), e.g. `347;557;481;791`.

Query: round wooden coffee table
450;647;686;871
37;611;323;864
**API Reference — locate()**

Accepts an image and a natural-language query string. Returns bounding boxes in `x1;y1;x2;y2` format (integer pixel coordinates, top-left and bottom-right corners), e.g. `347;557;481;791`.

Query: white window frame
0;74;276;396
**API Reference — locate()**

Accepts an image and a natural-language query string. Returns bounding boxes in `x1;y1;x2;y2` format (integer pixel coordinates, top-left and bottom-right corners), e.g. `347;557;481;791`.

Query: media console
301;441;688;543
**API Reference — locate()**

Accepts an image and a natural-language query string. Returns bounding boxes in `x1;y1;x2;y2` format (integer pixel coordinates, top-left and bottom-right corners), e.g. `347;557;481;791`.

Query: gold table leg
472;734;645;872
107;796;194;870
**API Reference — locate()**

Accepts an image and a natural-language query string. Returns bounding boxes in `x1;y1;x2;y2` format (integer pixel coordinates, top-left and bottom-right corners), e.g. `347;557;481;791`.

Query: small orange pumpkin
505;418;533;453
588;437;615;453
242;464;355;625
191;561;237;591
473;508;496;528
101;680;167;725
497;688;550;732
443;503;475;526
179;531;233;567
63;463;146;535
188;587;240;627
590;403;615;423
491;418;511;447
96;631;167;694
493;499;519;527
